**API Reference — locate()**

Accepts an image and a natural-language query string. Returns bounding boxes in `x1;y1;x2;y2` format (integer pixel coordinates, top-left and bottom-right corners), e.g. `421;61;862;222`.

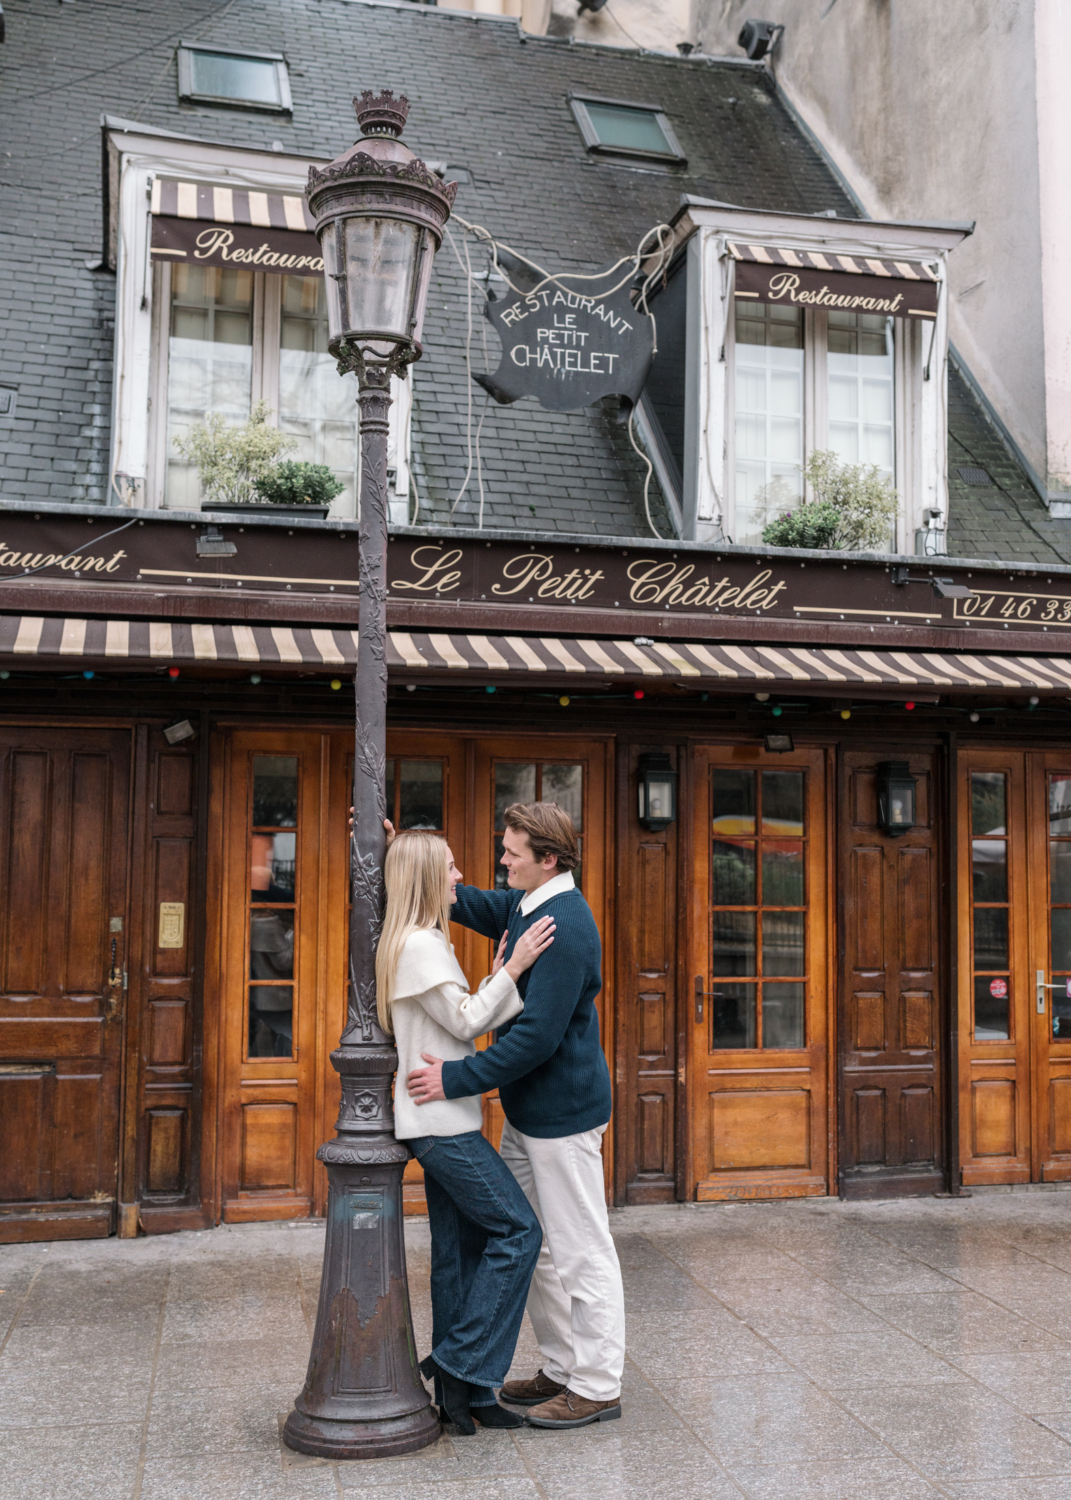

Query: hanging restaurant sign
729;242;939;320
475;263;655;411
149;178;322;276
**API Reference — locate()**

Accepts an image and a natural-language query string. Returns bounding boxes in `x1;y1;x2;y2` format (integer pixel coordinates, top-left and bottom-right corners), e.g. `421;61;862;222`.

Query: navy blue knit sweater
440;883;611;1139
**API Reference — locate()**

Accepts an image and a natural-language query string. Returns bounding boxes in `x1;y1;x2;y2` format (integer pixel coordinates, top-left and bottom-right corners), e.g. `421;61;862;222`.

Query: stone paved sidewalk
6;1193;1071;1499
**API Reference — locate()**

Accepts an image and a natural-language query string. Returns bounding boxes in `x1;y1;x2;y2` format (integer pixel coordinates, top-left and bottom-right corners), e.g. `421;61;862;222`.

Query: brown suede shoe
526;1388;622;1429
499;1369;568;1407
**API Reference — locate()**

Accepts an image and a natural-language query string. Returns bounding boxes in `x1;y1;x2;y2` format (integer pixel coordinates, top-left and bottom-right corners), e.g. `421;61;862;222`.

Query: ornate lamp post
283;90;454;1461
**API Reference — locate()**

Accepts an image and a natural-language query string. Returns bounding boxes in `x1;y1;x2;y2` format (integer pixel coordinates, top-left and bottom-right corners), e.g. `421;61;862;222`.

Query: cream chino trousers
498;1120;625;1402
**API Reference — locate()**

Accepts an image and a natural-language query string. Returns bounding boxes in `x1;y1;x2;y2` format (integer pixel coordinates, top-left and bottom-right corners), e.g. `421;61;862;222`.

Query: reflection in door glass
763;983;805;1048
972;839;1007;902
399;761;443;829
542;764;583;829
249;755;298;1058
711;983;755;1048
710;769;756;835
761;771;804;834
970;771;1009;1041
493;761;583;890
971;770;1006;836
495;763;536;827
974;976;1010;1041
707;766;806;1049
1051;778;1071;835
712;841;756;905
250;832;296;900
253;755;298;827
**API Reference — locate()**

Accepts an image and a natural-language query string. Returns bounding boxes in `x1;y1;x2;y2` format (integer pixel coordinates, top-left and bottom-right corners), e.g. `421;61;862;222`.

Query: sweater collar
519;870;575;916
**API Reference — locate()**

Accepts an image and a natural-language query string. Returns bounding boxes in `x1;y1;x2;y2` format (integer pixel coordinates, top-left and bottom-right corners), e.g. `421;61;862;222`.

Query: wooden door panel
838;748;944;1197
972;1078;1018;1157
710;1089;811;1170
689;744;829;1201
0;729;130;1242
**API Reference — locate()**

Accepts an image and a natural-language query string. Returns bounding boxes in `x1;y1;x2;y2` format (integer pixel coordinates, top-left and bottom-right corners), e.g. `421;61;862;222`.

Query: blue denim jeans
407;1129;542;1403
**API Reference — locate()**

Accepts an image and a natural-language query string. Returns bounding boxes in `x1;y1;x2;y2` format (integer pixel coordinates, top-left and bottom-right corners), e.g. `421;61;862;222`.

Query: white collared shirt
519;870;575;916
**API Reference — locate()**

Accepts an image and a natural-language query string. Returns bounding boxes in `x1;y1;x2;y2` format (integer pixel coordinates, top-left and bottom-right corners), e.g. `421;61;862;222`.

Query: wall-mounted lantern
637;752;677;831
876;760;918;836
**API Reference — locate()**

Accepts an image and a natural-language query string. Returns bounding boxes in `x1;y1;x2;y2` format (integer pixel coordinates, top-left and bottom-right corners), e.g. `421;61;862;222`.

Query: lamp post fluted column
283;89;454;1462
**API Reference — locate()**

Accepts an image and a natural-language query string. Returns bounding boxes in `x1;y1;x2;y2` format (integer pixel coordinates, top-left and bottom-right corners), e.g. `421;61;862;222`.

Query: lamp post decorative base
282;1052;440;1461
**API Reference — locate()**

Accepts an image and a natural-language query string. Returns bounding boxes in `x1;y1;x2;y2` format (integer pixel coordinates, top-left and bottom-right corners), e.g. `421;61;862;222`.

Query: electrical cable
3;517;140;582
444;218;676;534
445;224;478;520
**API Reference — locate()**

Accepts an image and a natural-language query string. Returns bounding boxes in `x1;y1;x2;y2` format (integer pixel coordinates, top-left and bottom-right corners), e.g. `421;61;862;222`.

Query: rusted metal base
283;1401;441;1460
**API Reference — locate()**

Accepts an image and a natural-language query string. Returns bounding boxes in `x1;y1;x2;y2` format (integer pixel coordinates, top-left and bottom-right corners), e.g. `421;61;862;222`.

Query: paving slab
4;1195;1071;1498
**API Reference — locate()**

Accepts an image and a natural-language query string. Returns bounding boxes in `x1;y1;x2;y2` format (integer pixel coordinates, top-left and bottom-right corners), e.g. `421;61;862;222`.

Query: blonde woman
378;830;553;1435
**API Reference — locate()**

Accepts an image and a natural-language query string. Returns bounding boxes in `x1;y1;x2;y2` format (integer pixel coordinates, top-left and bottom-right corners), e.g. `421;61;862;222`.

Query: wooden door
468;737;612;1156
218;733;325;1221
688;743;830;1200
1027;752;1071;1180
0;728;131;1241
960;750;1071;1185
838;749;944;1197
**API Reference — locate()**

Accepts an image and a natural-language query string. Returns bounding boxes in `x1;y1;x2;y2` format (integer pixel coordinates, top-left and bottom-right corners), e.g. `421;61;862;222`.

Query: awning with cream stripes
729;240;939;320
150;176;321;275
4;616;1071;692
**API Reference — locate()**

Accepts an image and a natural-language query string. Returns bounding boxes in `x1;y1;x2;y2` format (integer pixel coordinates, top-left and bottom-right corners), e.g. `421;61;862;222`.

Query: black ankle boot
471;1402;524;1429
421;1355;475;1435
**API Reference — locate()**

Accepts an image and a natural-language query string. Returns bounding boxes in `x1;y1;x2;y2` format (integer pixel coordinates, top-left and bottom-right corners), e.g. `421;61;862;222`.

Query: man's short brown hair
503;800;580;872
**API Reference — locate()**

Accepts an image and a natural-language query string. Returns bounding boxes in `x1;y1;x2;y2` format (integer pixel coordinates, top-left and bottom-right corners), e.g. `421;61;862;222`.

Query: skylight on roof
178;44;292;113
570;95;685;163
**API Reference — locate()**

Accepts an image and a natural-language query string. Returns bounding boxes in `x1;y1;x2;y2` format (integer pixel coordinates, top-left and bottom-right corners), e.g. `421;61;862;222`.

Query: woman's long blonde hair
374;830;452;1036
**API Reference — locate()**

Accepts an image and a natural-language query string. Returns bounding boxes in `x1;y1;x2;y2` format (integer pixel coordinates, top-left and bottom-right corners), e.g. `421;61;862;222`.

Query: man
406;800;624;1429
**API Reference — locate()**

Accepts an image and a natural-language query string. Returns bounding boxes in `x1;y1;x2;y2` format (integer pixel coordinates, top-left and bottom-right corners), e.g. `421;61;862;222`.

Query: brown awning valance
149;177;322;276
4;615;1071;694
729;241;939;321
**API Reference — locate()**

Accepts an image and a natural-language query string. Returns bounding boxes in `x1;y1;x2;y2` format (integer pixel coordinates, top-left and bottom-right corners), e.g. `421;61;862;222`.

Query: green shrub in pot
254;461;345;508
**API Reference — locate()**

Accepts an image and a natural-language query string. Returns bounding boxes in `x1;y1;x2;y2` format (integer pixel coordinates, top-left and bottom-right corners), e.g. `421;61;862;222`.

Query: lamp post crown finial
354;89;410;138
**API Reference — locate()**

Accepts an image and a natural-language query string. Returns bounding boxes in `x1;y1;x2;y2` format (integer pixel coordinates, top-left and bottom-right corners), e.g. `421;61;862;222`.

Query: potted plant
174;403;344;517
254;461;344;516
761;451;899;551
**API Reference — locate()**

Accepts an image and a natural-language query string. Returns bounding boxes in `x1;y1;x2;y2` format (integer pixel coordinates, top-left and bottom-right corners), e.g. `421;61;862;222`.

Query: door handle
694;976;719;1023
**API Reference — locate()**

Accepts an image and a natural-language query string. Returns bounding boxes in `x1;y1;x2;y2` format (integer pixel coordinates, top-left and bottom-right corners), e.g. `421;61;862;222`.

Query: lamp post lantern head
306;90;456;377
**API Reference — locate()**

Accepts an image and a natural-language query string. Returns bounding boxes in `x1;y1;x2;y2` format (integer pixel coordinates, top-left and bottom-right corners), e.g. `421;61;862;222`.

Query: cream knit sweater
390;926;523;1140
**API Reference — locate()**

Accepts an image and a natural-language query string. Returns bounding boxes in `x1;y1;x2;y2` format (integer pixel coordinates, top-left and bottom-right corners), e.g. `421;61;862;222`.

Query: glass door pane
709;767;807;1050
247;756;298;1058
970;771;1010;1040
492;761;584;889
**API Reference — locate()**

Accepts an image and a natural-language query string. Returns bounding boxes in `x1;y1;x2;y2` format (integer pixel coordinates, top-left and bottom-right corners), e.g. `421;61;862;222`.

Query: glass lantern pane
343;216;422;343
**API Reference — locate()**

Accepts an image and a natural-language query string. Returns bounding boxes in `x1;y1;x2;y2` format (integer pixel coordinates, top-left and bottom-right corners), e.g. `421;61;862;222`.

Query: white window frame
177;43;292;114
675;208;966;551
106;125;412;517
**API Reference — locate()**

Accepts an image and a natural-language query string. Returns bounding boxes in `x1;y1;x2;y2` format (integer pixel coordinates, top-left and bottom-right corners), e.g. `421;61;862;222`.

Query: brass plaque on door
158;902;185;949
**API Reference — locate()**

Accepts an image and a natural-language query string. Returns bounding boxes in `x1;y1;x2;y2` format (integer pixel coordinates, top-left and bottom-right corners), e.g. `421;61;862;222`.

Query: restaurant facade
4;0;1071;1242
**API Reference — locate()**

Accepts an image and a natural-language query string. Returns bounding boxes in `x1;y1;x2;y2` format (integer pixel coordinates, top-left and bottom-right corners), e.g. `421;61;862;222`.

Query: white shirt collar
519;870;575;915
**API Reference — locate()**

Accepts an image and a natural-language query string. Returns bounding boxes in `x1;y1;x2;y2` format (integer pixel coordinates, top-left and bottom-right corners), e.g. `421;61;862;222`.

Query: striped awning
4;616;1071;692
727;242;938;283
728;240;939;320
150;177;321;276
151;178;315;232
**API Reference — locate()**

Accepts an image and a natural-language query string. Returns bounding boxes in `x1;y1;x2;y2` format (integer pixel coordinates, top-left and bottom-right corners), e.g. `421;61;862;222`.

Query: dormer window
178;44;292;113
569;94;685;163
